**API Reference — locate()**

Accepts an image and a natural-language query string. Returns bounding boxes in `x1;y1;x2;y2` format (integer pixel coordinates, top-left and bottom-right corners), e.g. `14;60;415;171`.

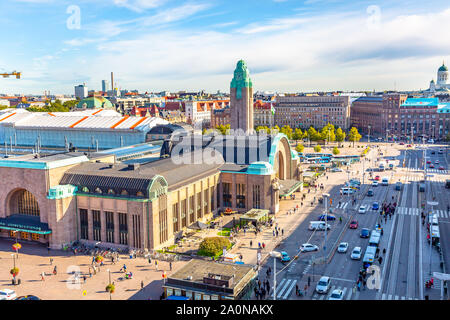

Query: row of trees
27;99;78;112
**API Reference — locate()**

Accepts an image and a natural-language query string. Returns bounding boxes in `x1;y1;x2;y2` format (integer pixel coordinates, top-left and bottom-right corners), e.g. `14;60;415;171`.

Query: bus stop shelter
239;209;270;227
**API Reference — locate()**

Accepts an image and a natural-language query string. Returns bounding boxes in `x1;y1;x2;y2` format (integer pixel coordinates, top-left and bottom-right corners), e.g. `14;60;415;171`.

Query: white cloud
112;0;167;12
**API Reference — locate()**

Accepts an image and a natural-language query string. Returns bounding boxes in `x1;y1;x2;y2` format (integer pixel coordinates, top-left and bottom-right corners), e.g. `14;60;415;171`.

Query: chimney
111;72;114;91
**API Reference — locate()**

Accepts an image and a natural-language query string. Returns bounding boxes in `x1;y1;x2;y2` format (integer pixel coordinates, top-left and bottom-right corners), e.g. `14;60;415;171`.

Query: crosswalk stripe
276;279;286;296
341;287;348;300
401;296;406;300
382;293;386;300
282;280;297;300
343;203;348;209
277;279;291;298
395;295;399;300
408;297;413;300
388;294;392;300
346;287;352;300
319;293;326;300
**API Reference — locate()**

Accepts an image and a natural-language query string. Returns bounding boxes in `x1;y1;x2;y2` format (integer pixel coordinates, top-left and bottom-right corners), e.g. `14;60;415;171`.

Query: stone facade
230;60;254;133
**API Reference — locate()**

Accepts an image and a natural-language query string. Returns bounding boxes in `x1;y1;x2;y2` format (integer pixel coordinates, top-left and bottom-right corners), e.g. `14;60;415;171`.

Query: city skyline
1;0;450;95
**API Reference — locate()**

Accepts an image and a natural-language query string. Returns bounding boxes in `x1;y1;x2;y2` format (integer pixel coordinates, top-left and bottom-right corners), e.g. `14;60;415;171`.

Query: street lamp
368;125;371;144
269;251;281;300
107;269;112;300
323;193;330;257
11;253;16;284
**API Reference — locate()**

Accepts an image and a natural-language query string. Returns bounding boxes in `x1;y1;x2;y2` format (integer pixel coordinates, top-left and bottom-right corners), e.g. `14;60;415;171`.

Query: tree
320;123;336;144
335;127;346;147
280;125;293;139
307;127;319;146
295;144;304;153
348;127;362;147
332;146;340;155
292;128;303;141
271;125;280;134
198;237;232;257
445;133;450;142
202;128;207;135
314;145;322;152
63;100;78;110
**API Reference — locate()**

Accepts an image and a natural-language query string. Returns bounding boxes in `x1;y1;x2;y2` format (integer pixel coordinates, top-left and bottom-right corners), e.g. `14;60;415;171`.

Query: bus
304;153;333;158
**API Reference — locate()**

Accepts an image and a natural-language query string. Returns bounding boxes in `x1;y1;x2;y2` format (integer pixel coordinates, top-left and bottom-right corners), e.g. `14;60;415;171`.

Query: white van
381;177;389;186
309;221;331;231
430;214;439;227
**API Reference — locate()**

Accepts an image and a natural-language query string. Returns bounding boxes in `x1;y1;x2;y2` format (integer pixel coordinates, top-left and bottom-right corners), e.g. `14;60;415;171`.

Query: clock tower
230;60;253;133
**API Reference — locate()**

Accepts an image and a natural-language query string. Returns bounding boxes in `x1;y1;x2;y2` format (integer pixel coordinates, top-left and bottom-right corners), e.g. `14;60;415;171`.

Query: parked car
315;276;331;294
429;164;435;168
331;168;343;172
407;144;412;147
280;251;290;263
374;175;380;181
14;295;40;300
358;205;367;214
372;202;379;210
439;166;445;171
435;160;440;164
300;243;319;252
349;220;358;229
426;160;431;164
337;242;349;253
0;289;17;300
318;214;336;221
367;189;374;196
438;149;444;154
328;289;344;300
360;228;370;238
350;247;362;260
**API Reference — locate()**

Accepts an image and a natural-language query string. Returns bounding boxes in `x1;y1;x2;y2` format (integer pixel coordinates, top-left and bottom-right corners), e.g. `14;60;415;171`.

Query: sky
1;0;450;95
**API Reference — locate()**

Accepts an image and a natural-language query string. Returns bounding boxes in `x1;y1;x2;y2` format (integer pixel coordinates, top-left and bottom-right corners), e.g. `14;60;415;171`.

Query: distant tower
230;60;253;133
111;72;114;91
102;80;108;93
437;61;448;86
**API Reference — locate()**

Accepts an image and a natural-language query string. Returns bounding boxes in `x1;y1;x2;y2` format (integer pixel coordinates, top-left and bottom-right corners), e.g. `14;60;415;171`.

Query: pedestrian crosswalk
396;207;450;218
405;167;448;174
276;278;297;300
381;293;419;300
310;285;359;300
336;202;349;209
302;264;311;275
287;261;297;273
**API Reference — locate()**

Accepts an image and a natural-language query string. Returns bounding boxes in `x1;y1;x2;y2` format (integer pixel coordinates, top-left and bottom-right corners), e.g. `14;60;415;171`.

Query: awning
0;214;52;235
279;179;303;197
165;295;190;300
187;221;208;230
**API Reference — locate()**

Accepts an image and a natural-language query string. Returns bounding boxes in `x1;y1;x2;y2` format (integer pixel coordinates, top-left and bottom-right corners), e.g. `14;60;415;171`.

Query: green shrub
198;237;231;257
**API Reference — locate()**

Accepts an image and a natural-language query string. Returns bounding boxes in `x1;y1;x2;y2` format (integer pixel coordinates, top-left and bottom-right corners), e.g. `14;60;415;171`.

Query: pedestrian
83;275;86;283
295;284;299;296
169;262;172;271
53;266;57;275
250;240;253;247
258;279;261;289
273;230;275;237
41;272;45;281
301;202;303;206
254;287;258;298
282;229;284;236
378;256;383;264
155;260;158;271
141;280;144;290
381;228;384;236
49;257;53;265
89;269;92;278
363;279;366;290
382;248;386;255
308;276;311;287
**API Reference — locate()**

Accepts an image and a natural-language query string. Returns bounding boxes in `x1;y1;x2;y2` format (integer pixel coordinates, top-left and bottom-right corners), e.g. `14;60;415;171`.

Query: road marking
282;279;297;300
277;279;291;299
402;296;406;300
382;293;386;300
341;287;348;300
346;287;352;300
395;295;399;300
329;276;356;283
388;294;392;300
319;293;326;300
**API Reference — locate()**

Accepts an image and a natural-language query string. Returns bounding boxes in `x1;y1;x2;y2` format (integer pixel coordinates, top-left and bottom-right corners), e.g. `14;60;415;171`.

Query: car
341;187;355;195
315;276;331;294
407;144;412;147
351;247;362;260
431;151;435;154
439;166;445;170
435;160;440;164
328;289;344;300
0;289;17;300
367;189;374;196
349;220;358;229
318;214;336;221
337;242;349;253
280;251;290;263
14;295;41;300
427;160;431;164
429;164;435;168
399;142;405;145
331;168;343;172
374;175;380;181
360;228;370;238
372;202;379;210
349;179;361;185
358;205;367;214
300;243;319;252
372;181;379;187
438;149;444;154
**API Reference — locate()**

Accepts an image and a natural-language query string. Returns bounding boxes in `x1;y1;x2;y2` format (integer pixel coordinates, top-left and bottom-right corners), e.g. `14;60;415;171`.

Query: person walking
382;248;386;255
83;275;86;283
295;284;299;296
50;258;53;265
281;229;284;236
378;256;383;264
53;266;57;276
308;276;311;287
89;268;92;278
250;240;253;247
169;262;172;271
155;260;158;271
141;280;144;290
262;287;266;299
41;272;45;281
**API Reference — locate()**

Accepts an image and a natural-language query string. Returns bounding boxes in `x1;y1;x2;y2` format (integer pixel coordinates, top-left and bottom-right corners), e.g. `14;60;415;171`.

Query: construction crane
0;71;21;79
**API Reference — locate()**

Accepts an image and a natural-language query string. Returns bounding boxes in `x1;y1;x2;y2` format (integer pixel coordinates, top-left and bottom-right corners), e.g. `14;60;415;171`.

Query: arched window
15;190;40;216
108;189;115;195
121;190;129;196
95;188;103;194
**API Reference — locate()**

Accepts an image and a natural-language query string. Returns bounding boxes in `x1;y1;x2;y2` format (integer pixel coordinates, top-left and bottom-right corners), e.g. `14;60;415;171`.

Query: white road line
341;287;348;299
343;203;348;210
388;294;392;300
276;279;286;297
277;279;291;299
319;293;326;300
402;296;406;300
395;295;399;300
282;280;297;300
346;287;353;300
382;293;386;300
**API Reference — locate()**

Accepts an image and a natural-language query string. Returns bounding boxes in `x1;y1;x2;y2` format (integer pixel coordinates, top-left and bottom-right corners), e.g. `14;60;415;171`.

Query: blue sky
1;0;450;94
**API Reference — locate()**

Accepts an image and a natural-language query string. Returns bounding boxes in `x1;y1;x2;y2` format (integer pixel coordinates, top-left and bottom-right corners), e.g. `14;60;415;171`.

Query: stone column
87;199;93;241
232;174;236;209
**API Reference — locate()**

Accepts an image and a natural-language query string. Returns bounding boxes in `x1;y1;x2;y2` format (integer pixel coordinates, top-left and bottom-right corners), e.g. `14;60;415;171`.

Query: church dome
438;63;448;72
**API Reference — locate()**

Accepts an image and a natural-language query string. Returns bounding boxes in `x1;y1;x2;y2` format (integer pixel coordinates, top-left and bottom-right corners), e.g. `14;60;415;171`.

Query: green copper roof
230;59;252;99
438;63;448;72
76;96;114;109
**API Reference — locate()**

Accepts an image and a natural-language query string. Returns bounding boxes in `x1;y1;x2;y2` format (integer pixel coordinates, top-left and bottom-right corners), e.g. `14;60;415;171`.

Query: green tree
202;128;207;135
348;127;362;147
335;127;346;147
292;128;303;141
320;123;336;144
198;237;232;257
307;127;319;146
445;133;450;142
332;146;340;155
63;100;79;110
270;125;280;134
295;144;304;153
280;125;293;139
314;145;322;152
